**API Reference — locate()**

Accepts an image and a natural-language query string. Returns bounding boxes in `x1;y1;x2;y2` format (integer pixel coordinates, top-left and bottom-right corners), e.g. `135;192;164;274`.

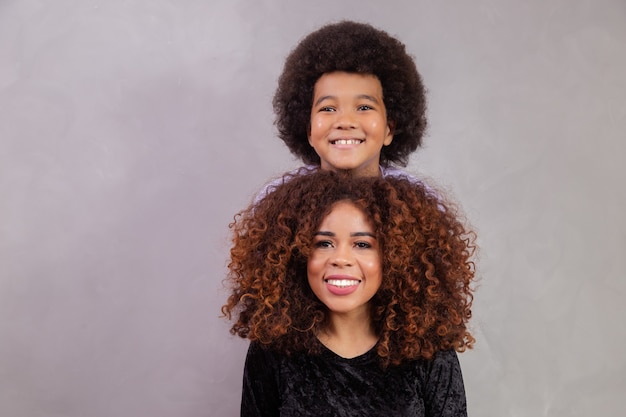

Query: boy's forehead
313;72;383;94
318;70;380;82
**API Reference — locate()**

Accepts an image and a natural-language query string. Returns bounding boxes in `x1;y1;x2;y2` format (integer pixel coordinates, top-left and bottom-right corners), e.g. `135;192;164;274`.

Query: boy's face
308;72;394;177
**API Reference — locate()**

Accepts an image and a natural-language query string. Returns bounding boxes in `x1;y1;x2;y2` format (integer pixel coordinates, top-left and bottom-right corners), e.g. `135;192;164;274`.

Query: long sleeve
241;342;281;417
421;349;468;417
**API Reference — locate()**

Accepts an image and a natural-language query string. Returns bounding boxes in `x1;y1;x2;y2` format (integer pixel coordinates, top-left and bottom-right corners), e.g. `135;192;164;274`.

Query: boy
271;20;428;181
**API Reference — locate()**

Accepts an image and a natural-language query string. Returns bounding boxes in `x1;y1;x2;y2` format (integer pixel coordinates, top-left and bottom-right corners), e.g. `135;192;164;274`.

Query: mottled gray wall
1;0;625;416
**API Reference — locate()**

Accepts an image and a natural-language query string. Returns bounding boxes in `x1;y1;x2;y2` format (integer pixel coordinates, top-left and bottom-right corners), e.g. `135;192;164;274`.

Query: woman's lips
324;276;361;295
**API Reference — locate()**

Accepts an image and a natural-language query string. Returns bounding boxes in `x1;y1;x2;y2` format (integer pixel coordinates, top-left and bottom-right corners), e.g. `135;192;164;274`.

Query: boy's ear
307;124;313;146
383;120;395;146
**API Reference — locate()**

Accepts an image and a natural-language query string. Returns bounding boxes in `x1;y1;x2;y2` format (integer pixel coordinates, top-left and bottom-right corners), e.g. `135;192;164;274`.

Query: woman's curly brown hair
222;170;476;367
273;20;428;167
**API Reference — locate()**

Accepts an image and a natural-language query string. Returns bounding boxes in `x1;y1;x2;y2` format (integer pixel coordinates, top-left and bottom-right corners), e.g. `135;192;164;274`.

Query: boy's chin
320;160;381;177
332;168;358;178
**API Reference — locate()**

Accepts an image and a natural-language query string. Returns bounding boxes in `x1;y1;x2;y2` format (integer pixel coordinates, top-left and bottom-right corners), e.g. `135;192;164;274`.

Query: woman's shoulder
412;349;464;388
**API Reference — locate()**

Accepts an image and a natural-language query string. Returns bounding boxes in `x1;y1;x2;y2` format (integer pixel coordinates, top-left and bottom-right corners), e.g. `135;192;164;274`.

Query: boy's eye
319;106;336;112
357;105;373;111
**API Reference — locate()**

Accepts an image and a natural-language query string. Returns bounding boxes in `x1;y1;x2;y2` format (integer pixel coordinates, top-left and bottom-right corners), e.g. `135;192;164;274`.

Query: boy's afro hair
273;20;428;167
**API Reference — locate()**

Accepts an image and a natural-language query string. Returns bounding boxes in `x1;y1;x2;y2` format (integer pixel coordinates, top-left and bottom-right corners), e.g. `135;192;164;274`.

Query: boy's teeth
333;139;362;145
325;279;361;287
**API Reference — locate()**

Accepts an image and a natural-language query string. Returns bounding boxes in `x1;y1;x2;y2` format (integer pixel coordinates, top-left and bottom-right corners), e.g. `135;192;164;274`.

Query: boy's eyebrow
313;94;380;107
356;94;380;104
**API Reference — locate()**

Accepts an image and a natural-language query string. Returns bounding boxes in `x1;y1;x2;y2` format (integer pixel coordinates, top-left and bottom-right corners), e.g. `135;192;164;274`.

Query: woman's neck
318;311;378;359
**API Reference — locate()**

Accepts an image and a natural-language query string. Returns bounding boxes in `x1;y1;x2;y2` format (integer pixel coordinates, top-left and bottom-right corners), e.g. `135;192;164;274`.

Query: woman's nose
331;246;354;266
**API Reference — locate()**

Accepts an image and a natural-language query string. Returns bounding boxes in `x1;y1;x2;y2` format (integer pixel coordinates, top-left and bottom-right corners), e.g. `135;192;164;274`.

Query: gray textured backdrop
1;0;625;416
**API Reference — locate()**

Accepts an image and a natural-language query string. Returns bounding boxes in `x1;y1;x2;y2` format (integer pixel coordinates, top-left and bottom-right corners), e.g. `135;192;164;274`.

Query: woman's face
307;201;383;317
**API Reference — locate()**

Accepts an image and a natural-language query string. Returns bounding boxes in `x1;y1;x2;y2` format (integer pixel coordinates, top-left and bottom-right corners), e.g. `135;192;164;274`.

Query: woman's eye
355;241;372;249
314;240;333;248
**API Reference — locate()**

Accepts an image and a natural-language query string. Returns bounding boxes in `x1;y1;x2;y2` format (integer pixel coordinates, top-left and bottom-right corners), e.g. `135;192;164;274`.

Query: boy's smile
308;71;394;177
330;139;363;145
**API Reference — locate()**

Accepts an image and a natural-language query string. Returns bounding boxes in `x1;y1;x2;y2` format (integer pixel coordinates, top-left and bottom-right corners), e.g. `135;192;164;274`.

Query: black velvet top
241;342;468;417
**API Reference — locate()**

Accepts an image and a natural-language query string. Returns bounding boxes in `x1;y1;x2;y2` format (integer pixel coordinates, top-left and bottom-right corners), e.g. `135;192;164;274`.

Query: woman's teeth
325;279;361;287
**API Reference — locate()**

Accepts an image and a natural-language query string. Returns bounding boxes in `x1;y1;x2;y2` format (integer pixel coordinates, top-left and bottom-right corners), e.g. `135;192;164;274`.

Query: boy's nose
334;112;358;129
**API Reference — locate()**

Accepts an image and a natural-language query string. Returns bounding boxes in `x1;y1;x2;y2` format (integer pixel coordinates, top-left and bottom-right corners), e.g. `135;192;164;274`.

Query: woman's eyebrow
314;231;335;236
314;231;375;238
351;232;376;238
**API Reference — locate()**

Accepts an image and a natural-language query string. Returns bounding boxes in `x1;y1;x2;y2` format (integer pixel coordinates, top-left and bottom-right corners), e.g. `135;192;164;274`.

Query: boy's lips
329;138;364;145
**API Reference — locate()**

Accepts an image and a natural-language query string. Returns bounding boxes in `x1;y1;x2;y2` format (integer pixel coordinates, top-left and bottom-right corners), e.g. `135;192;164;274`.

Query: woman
222;170;477;416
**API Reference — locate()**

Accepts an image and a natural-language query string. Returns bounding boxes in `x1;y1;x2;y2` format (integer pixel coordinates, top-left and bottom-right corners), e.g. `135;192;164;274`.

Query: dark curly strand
273;21;428;167
222;170;476;367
